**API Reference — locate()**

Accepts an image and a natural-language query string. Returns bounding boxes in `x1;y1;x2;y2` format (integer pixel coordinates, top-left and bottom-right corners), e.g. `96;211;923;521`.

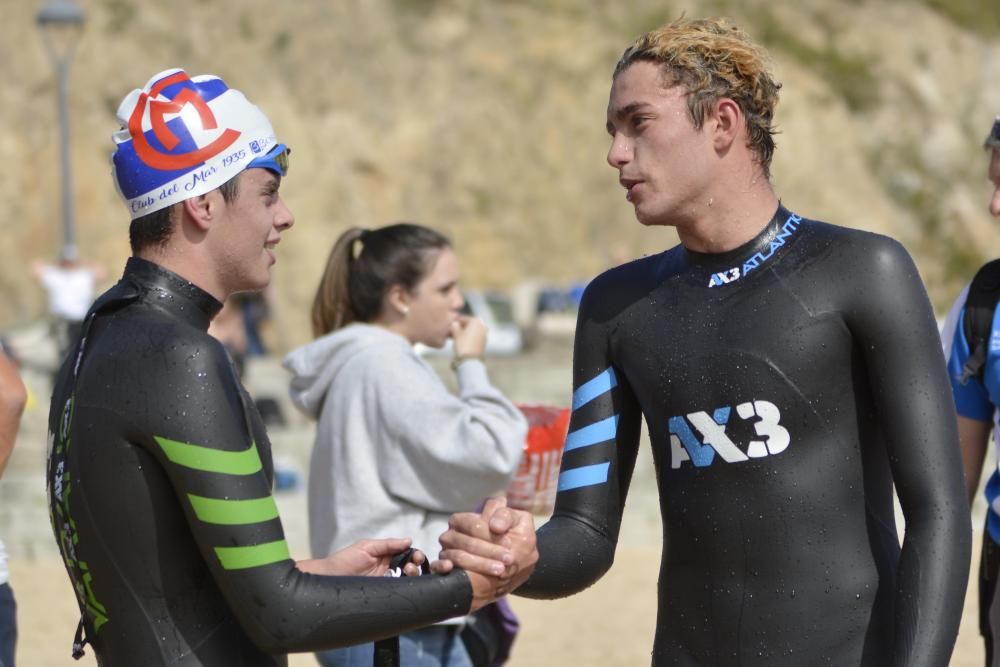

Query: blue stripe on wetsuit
559;368;618;491
572;367;618;410
559;463;612;491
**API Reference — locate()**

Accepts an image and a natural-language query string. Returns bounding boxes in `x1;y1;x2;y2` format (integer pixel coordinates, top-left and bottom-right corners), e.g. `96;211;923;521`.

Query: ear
180;193;215;232
712;98;742;151
385;284;411;316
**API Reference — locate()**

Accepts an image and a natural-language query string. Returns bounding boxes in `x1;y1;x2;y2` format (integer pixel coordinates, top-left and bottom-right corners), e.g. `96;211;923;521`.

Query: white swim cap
112;68;289;220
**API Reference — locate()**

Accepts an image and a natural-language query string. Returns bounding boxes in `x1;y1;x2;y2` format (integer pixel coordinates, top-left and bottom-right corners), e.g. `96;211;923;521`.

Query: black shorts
981;523;1000;665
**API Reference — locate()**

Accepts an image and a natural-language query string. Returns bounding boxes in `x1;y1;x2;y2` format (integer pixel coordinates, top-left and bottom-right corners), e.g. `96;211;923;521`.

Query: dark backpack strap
372;637;400;667
71;615;89;660
372;549;430;667
959;259;1000;385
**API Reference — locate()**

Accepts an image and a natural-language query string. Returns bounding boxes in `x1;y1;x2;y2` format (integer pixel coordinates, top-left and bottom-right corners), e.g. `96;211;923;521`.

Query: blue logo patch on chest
668;400;790;468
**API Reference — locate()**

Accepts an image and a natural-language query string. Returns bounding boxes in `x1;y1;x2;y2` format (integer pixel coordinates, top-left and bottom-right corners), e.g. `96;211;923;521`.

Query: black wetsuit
517;206;970;665
45;258;472;666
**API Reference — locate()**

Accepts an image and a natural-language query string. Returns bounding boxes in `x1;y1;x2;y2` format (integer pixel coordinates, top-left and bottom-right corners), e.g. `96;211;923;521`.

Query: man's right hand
433;496;539;610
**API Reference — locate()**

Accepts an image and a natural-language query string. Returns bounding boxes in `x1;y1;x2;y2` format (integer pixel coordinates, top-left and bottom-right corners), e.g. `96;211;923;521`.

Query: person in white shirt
32;251;106;368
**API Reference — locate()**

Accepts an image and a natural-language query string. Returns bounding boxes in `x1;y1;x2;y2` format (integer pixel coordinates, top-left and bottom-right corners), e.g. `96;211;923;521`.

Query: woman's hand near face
451;315;487;358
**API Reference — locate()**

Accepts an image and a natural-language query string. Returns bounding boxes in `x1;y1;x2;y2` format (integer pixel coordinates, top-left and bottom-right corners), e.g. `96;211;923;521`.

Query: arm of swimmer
149;341;481;654
848;238;971;666
517;276;643;599
0;350;26;480
958;416;991;506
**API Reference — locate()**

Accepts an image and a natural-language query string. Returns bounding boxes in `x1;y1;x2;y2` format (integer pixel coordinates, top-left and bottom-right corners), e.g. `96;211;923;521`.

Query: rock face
7;0;1000;347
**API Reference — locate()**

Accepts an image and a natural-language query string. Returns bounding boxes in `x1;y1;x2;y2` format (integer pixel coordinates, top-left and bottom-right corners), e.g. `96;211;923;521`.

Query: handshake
299;496;539;615
432;496;539;613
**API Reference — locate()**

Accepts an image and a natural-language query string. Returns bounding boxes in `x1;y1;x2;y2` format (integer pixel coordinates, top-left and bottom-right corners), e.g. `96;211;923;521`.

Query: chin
243;280;267;293
635;211;665;227
635;205;677;228
415;335;445;350
252;268;274;290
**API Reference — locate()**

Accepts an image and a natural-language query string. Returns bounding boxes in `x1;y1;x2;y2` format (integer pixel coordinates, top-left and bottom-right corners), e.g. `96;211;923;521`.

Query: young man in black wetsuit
438;16;971;665
45;69;534;666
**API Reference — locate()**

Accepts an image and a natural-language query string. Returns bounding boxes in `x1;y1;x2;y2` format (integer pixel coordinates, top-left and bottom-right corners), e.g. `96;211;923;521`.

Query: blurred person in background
941;114;1000;667
284;223;528;667
45;68;523;666
208;296;250;378
440;16;970;665
32;251;106;371
0;348;28;667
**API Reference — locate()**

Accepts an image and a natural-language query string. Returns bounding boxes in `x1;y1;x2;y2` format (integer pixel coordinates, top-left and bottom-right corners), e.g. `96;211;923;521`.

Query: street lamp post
36;0;85;262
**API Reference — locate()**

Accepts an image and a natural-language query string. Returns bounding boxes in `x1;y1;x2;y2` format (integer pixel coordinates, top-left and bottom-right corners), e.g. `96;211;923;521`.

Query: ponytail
311;227;365;338
311;223;451;338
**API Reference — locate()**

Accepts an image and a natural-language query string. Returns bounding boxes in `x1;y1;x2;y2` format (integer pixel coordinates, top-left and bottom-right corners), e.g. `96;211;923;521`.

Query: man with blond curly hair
439;16;970;664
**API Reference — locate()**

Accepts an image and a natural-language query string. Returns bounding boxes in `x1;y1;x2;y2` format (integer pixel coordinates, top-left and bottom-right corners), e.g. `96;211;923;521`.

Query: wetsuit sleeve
517;275;644;599
143;340;473;653
845;238;971;666
368;351;527;512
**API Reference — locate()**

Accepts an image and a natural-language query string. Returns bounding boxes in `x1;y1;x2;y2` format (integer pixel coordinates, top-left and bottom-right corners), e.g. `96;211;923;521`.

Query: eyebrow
606;102;653;133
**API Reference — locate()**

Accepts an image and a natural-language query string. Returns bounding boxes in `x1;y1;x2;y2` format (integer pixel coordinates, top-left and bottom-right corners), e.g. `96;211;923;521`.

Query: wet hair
311;223;451;338
129;174;242;254
614;16;782;175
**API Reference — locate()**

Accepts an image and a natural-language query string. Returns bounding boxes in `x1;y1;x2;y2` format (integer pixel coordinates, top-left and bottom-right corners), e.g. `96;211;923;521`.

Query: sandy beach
7;537;987;666
1;334;990;665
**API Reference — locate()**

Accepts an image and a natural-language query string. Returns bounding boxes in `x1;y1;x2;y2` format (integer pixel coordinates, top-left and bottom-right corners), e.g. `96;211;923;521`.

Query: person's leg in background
398;627;472;667
315;643;374;667
0;580;17;667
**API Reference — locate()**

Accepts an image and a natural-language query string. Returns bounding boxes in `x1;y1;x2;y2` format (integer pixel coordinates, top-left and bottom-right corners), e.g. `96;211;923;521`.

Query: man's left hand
296;538;426;577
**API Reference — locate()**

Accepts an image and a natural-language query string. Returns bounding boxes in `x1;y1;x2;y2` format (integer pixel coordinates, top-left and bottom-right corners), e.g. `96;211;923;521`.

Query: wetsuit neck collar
682;204;797;271
123;257;224;329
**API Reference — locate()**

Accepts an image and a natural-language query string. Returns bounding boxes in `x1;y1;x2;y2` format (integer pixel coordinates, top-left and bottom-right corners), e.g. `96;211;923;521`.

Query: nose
275;197;295;230
991;187;1000;217
454;290;466;311
607;133;631;169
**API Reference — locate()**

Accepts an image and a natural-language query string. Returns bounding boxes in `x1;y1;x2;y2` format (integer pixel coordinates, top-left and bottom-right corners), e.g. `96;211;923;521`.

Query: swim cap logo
127;70;241;171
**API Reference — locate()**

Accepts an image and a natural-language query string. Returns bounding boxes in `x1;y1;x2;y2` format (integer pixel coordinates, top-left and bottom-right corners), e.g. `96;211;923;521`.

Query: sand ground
7;538;987;666
1;334;991;665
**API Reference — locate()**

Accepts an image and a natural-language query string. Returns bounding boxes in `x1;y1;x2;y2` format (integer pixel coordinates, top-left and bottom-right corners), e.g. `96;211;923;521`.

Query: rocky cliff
5;0;1000;349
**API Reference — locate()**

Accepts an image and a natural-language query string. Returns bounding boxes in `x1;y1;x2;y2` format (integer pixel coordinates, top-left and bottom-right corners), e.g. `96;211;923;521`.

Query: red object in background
506;404;571;515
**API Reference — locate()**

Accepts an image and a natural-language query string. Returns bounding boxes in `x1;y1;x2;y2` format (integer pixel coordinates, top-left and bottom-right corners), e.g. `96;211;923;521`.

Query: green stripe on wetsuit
154;435;263;474
154;435;289;570
188;494;280;525
215;541;291;570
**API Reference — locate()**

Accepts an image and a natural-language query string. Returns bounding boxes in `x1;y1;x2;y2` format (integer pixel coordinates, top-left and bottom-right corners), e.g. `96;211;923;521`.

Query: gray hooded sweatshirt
283;323;527;563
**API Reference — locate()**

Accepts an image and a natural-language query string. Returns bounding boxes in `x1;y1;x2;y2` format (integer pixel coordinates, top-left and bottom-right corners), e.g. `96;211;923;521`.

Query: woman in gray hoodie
283;224;528;667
